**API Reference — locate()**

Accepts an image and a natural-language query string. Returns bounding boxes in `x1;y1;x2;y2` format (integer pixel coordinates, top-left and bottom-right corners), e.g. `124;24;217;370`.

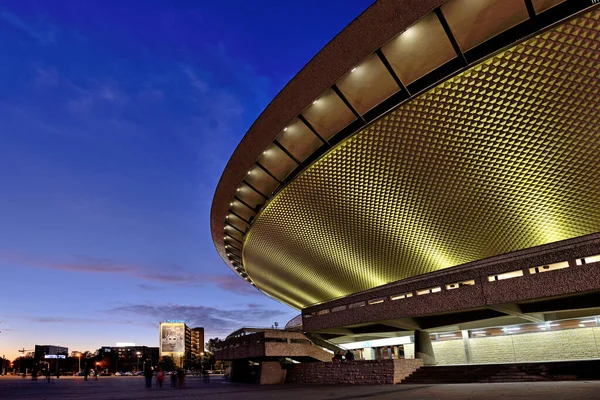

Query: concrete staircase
400;360;600;384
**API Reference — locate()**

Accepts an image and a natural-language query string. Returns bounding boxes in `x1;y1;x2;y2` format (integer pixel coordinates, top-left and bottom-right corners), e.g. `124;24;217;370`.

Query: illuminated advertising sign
160;322;185;354
44;355;66;359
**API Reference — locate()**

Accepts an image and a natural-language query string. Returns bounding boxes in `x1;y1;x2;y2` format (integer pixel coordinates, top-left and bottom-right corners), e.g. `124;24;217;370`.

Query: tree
205;338;221;369
12;356;34;374
184;353;202;371
158;356;176;372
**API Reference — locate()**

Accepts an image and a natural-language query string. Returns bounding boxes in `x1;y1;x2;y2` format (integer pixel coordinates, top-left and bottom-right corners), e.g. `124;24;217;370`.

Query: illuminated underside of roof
243;10;600;309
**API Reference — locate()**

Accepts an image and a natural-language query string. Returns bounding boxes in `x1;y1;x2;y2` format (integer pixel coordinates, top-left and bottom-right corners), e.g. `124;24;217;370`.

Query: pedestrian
144;366;153;388
170;371;177;388
202;368;210;383
344;350;355;361
177;368;185;388
94;370;99;381
156;368;165;388
332;351;344;363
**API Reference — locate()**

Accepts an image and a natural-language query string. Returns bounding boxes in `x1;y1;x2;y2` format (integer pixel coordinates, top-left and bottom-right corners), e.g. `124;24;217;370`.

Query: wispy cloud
137;284;164;291
106;303;290;337
1;11;56;45
182;66;209;93
32;66;59;88
0;251;258;296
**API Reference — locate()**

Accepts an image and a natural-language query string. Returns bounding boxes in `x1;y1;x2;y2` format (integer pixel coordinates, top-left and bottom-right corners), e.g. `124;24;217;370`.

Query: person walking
202;368;210;383
344;350;355;361
156;368;165;388
177;368;185;388
170;371;177;388
144;366;153;388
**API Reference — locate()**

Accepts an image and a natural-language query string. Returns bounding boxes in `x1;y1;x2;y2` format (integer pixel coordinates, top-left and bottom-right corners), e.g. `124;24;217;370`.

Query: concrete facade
215;329;331;363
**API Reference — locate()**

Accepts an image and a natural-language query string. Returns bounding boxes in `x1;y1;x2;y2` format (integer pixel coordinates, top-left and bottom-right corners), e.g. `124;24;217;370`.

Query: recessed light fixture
230;202;233;206
237;188;240;192
312;100;317;105
247;171;251;175
351;67;356;72
283;127;288;131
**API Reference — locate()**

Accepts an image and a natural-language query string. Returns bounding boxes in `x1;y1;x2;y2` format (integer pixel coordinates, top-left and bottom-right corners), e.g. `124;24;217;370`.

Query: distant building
34;345;68;360
191;327;205;358
159;321;204;367
98;345;159;372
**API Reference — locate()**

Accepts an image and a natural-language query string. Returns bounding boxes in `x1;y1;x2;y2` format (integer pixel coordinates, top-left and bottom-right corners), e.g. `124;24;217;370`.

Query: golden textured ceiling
244;10;600;309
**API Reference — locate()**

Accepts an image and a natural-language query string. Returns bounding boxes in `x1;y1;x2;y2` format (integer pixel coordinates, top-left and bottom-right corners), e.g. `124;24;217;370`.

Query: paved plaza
0;375;599;399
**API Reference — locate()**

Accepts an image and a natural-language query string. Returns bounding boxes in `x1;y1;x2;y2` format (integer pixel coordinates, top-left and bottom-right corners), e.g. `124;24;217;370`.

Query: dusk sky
0;0;373;360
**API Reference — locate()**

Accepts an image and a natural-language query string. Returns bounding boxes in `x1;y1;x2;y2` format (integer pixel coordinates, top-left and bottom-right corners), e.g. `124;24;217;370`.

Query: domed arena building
212;0;600;370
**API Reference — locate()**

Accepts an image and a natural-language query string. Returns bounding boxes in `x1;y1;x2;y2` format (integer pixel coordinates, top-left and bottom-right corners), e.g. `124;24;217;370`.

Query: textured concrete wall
286;359;423;384
470;335;517;364
259;361;287;384
452;328;600;364
359;328;600;366
512;328;600;362
432;340;468;365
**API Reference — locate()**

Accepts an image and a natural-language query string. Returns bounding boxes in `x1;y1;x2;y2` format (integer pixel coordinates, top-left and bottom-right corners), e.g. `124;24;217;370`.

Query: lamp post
136;352;141;372
76;353;81;374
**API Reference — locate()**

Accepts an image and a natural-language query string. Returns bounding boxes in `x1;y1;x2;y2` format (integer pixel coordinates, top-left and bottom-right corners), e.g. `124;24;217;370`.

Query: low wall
286;359;423;384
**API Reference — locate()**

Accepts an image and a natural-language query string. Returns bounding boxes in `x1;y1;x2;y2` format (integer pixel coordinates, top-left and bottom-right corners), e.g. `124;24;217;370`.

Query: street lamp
136;352;141;372
76;353;81;374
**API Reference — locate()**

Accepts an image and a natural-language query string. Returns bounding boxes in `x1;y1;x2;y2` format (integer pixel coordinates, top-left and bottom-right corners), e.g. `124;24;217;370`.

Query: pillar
414;330;437;365
461;330;472;364
363;348;376;360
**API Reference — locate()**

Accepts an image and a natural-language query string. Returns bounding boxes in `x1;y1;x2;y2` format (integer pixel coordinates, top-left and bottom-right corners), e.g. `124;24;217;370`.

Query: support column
363;348;375;360
461;330;472;364
414;330;437;365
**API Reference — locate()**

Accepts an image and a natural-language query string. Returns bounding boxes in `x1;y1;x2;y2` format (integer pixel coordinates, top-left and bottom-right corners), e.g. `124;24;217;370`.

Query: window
416;286;442;295
368;297;385;305
446;279;475;290
349;301;366;309
391;292;413;300
576;254;600;265
528;261;569;274
332;305;347;312
488;270;524;282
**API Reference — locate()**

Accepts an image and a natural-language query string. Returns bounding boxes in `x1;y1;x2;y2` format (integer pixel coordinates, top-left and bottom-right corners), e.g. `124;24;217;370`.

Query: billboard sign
160;322;185;354
44;354;66;359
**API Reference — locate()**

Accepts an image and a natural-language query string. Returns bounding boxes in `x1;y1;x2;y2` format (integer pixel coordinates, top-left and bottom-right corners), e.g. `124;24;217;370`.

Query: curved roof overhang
211;0;600;308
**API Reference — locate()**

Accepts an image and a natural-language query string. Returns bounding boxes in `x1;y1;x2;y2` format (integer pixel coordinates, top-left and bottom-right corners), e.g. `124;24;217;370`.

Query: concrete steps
400;360;600;384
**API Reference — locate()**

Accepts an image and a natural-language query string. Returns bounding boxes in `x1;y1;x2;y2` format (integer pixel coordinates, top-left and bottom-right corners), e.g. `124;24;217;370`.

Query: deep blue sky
0;0;373;358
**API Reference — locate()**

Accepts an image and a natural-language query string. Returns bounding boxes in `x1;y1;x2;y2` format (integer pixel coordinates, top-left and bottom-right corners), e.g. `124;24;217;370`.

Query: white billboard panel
160;322;185;354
